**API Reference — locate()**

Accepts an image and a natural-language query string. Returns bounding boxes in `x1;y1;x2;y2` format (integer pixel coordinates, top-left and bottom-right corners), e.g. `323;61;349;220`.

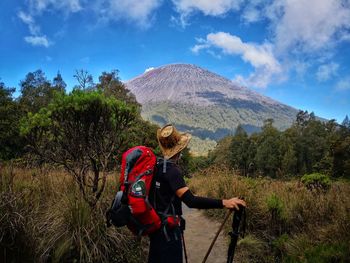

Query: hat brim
157;129;191;159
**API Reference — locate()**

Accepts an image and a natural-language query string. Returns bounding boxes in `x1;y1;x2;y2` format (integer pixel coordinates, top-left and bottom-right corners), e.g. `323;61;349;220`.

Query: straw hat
157;124;192;159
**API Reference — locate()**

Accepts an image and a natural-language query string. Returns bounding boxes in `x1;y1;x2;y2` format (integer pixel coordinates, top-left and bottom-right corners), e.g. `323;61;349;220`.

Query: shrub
285;241;350;263
301;173;331;191
266;193;285;220
20;90;138;206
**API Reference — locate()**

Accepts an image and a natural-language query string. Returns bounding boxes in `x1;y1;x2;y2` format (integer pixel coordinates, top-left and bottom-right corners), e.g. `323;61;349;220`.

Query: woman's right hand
222;198;246;210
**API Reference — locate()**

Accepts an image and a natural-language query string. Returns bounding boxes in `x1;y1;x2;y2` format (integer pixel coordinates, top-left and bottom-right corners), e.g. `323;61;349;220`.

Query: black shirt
150;159;186;216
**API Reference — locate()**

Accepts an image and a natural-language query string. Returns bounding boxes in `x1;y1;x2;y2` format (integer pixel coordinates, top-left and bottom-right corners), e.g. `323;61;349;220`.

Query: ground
182;205;228;263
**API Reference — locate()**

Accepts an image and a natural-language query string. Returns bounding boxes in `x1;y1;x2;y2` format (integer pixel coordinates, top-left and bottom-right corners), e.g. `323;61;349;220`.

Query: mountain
126;64;299;155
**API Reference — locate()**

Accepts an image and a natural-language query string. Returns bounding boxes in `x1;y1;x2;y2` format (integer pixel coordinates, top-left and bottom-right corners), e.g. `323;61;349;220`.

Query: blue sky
1;0;349;123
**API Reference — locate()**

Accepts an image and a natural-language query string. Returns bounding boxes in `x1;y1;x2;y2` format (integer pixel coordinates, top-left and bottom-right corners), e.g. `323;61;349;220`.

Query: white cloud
241;0;265;23
316;63;339;82
242;7;260;23
191;43;209;54
335;77;350;91
189;1;350;50
101;0;162;28
173;0;242;16
190;1;350;88
18;1;82;47
192;32;281;88
145;67;155;73
172;0;243;27
18;11;34;24
18;11;40;35
18;10;53;47
270;0;350;54
28;0;82;14
24;35;51;47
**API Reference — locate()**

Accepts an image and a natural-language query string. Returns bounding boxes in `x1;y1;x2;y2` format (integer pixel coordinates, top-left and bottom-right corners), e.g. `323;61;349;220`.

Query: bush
285;241;350;263
266;193;285;220
20;90;138;206
301;173;331;191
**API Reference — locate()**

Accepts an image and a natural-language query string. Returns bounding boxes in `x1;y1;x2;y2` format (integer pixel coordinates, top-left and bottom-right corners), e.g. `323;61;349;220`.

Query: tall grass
2;164;349;262
189;166;350;263
0;166;147;263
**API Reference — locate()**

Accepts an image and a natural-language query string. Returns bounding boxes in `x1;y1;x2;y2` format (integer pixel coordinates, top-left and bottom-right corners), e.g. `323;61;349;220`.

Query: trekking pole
182;232;189;263
202;209;233;263
227;205;246;263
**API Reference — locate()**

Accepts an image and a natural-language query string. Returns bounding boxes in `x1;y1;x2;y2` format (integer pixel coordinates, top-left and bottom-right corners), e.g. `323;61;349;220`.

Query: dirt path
182;204;228;263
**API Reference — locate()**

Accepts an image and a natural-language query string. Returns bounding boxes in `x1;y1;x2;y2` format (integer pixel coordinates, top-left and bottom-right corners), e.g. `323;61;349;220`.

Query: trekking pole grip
202;209;233;263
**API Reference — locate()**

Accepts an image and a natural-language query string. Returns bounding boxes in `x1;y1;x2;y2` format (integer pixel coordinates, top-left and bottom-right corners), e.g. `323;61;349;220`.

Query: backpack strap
158;195;179;241
154;158;180;241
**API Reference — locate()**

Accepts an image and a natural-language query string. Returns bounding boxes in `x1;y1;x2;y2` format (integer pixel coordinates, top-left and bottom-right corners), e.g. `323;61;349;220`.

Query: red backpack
106;146;179;236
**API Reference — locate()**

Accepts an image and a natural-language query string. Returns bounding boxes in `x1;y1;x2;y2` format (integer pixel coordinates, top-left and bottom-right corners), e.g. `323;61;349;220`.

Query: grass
0;166;147;263
188;166;350;262
1;164;349;262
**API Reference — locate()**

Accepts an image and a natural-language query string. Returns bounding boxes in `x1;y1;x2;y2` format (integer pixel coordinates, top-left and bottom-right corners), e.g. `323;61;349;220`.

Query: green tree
0;81;24;160
296;118;329;174
255;119;282;177
95;70;140;107
20;90;137;206
333;119;350;178
19;70;65;113
246;133;258;176
342;115;350;129
52;71;67;90
208;135;233;166
229;125;250;176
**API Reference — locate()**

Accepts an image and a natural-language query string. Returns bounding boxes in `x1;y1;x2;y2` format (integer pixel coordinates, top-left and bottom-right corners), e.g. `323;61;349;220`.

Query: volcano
126;64;299;154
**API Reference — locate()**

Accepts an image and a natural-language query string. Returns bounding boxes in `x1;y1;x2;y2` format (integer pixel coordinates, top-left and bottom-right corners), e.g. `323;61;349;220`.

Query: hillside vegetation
206;112;350;178
127;64;299;155
142;100;298;155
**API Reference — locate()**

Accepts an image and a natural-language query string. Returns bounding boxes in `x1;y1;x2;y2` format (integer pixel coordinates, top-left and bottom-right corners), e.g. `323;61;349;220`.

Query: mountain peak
127;63;278;106
125;63;298;155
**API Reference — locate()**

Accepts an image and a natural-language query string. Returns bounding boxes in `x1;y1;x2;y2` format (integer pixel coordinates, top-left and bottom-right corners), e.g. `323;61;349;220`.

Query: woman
148;124;246;263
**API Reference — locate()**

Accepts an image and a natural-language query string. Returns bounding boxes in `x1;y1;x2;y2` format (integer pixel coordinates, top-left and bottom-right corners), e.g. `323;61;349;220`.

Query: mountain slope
126;64;299;155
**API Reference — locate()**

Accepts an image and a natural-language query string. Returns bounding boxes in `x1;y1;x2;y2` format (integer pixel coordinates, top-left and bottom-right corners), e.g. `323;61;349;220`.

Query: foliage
95;70;140;108
229;125;250;176
266;193;285;220
208;135;232;166
255;119;282;177
208;110;350;179
20;90;137;206
301;173;331;191
188;155;212;173
142;99;297;155
19;70;65;114
0;82;25;160
188;166;350;262
285;240;350;263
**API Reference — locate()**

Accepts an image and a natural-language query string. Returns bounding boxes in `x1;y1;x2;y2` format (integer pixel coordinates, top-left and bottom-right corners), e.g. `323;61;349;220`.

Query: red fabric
119;146;161;235
166;216;180;228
